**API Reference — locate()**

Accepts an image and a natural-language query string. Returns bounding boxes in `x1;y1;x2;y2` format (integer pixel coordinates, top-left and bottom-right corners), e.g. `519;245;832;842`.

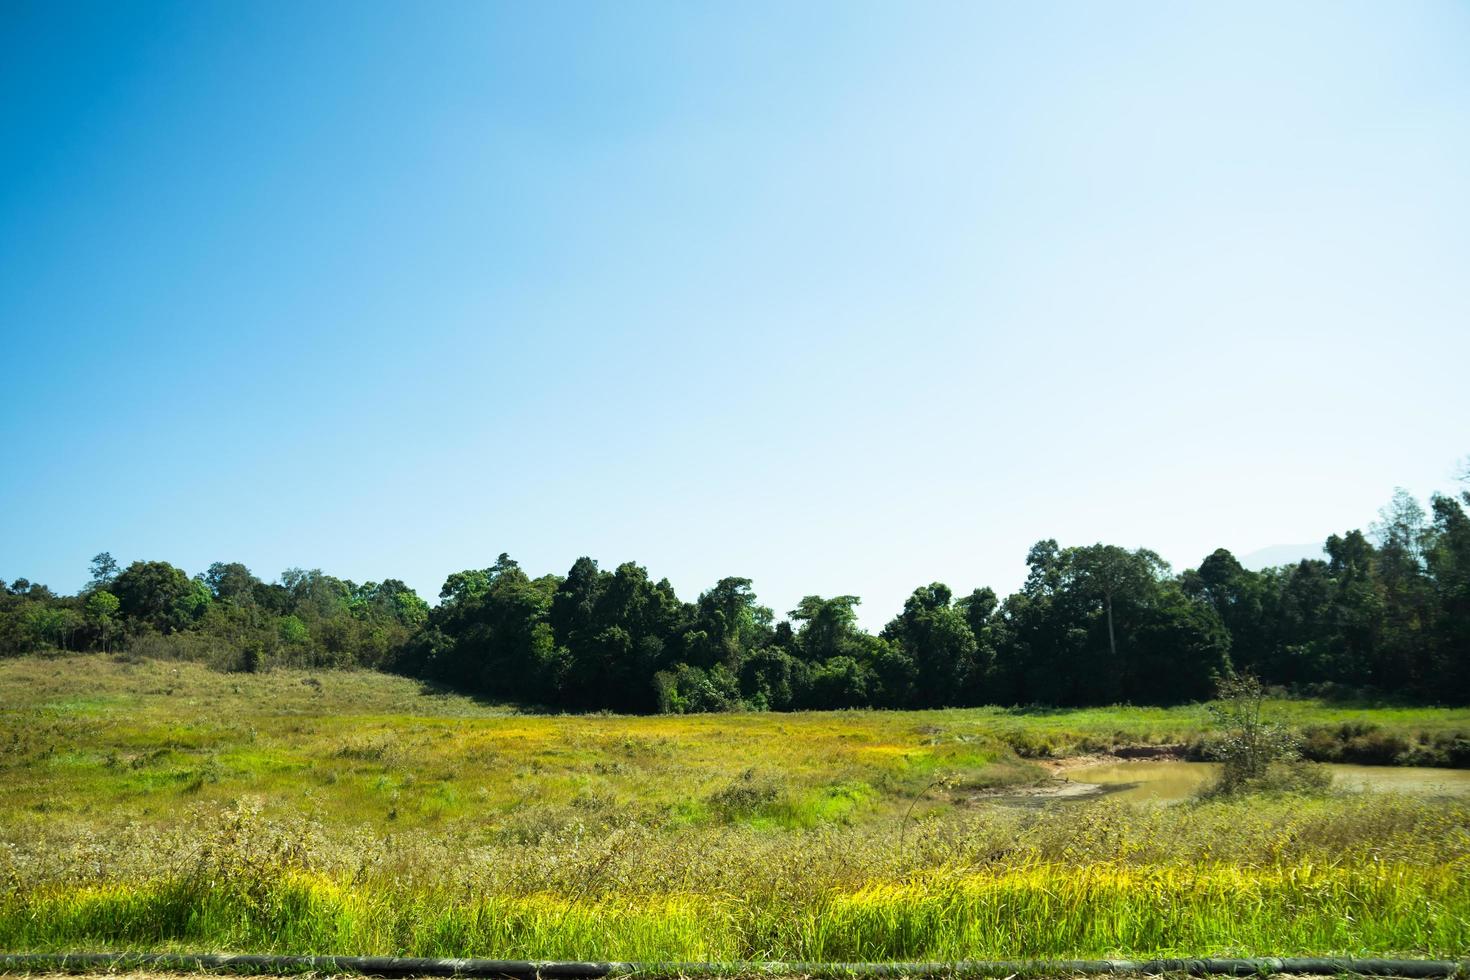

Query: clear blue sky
3;1;1468;627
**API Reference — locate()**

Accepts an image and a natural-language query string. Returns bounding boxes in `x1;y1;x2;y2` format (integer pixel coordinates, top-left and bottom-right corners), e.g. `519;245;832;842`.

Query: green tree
1206;674;1312;794
790;595;865;662
1427;492;1470;700
174;579;213;626
882;583;976;707
1323;530;1382;684
84;590;121;651
87;552;119;590
806;655;872;708
278;614;310;647
1370;490;1435;690
23;605;74;650
280;568;351;621
738;647;810;710
409;554;560;701
1126;581;1232;703
989;541;1088;705
1068;544;1170;663
202;562;261;604
691;577;772;669
112;560;195;633
1181;549;1270;675
561;561;684;711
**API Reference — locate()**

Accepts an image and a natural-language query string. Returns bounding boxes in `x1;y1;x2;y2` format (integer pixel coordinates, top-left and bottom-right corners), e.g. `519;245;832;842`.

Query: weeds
708;771;784;822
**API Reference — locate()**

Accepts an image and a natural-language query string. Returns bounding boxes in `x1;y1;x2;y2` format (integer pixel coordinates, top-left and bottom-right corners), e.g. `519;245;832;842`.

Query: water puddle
1065;759;1470;802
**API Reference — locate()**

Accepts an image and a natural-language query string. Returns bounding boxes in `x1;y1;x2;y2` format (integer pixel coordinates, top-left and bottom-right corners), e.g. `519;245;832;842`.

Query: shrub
1205;674;1311;795
706;770;783;821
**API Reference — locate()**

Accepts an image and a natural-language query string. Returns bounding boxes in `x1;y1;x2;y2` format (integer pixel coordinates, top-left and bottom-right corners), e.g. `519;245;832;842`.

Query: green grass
5;862;1465;961
2;654;1469;961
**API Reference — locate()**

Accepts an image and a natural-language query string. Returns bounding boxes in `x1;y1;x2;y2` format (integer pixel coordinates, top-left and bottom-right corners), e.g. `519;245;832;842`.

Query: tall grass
802;864;1468;960
2;795;1467;960
4;861;1465;960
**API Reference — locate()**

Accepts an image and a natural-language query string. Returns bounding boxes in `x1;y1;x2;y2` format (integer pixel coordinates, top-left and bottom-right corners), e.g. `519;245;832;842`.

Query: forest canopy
5;478;1470;711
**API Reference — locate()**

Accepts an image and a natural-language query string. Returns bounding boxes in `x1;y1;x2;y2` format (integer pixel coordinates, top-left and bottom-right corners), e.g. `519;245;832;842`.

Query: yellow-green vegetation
2;655;1469;962
0;656;1045;832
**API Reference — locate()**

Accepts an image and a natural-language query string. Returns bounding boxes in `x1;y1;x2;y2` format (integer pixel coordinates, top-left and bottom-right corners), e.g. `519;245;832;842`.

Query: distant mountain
1238;543;1326;571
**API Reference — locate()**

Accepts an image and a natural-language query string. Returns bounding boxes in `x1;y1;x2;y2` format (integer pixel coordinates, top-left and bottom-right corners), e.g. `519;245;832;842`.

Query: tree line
3;476;1469;710
0;558;428;672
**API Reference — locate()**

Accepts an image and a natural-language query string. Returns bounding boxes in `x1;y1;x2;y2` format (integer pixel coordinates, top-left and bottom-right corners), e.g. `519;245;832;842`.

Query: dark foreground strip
2;956;1468;978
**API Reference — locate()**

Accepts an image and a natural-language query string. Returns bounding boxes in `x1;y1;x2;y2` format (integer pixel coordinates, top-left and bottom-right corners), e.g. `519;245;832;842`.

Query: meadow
2;655;1469;963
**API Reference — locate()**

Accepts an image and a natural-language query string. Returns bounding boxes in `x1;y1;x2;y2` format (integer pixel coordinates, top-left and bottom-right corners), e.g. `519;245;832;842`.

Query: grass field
2;654;1469;962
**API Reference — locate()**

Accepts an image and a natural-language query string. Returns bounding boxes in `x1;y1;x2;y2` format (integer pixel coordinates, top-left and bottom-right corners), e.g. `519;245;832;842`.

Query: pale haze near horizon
1;1;1467;628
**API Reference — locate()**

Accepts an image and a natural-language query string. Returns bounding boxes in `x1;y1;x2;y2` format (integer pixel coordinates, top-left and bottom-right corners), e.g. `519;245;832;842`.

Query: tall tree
1427;492;1470;700
956;586;999;701
882;583;976;707
1369;490;1435;688
202;562;261;604
790;595;864;662
83;590;120;652
1068;544;1170;662
1323;530;1383;684
692;577;771;668
87;552;119;590
1182;549;1270;675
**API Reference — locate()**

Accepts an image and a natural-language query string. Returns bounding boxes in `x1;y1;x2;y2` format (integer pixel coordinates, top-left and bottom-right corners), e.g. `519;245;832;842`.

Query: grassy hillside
2;654;1469;961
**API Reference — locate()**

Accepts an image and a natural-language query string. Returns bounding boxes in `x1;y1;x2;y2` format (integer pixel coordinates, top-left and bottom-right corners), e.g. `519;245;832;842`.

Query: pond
1066;759;1470;802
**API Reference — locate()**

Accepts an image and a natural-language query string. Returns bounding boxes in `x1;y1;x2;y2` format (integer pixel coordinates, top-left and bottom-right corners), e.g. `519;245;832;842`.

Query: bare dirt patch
968;779;1106;802
1038;744;1188;775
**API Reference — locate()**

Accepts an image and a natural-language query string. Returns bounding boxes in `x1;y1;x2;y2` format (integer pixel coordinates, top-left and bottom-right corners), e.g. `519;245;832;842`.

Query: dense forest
4;478;1469;711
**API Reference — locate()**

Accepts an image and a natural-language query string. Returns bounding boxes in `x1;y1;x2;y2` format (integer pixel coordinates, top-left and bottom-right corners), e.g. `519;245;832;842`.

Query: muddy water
1067;760;1470;802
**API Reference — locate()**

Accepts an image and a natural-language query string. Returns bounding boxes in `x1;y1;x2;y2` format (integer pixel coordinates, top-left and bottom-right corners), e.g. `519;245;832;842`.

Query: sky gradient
3;1;1468;627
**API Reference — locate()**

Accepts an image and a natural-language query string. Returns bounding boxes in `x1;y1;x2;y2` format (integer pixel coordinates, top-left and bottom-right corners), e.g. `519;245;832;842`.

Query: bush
653;663;742;714
998;728;1059;759
1205;674;1311;795
706;770;783;821
1247;759;1333;795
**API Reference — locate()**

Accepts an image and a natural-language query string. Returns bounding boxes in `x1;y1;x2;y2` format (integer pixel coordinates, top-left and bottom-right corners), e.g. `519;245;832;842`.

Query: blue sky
3;1;1468;627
